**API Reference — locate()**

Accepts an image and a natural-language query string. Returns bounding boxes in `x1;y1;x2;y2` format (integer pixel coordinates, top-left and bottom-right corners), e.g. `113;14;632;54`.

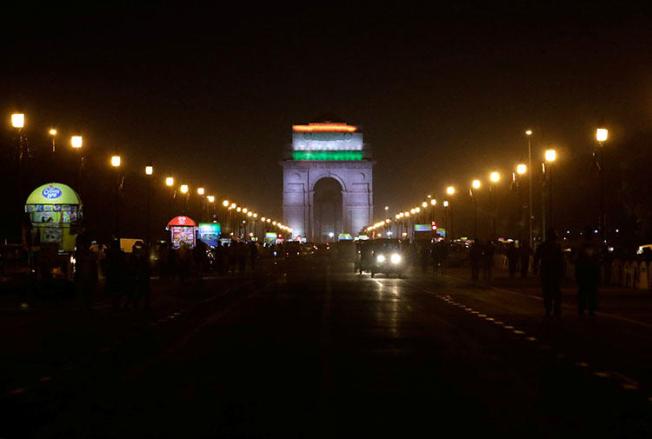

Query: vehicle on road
369;238;406;278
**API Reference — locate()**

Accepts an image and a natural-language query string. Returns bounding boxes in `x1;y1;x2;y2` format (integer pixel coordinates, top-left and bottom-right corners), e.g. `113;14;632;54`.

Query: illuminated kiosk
25;183;82;253
166;216;197;249
282;121;373;242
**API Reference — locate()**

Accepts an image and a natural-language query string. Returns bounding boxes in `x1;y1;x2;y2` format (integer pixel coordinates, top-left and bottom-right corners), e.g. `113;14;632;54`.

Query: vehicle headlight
376;254;386;263
390;253;402;264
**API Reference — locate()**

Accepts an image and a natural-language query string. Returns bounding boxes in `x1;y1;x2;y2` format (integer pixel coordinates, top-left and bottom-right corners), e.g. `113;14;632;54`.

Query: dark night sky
2;1;652;222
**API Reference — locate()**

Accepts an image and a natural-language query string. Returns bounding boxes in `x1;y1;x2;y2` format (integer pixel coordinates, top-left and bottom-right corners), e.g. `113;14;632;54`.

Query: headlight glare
390;253;402;264
376;254;386;263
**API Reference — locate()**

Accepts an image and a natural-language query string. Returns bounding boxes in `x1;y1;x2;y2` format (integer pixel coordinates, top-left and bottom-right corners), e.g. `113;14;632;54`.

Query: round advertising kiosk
166;216;197;249
25;182;82;253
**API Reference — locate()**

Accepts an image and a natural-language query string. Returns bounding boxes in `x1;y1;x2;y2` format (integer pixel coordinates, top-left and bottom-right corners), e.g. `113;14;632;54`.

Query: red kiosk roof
167;216;197;227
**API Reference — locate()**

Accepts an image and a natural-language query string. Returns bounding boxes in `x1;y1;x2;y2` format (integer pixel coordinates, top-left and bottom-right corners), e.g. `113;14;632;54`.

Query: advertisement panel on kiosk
166;216;197;249
25;182;82;253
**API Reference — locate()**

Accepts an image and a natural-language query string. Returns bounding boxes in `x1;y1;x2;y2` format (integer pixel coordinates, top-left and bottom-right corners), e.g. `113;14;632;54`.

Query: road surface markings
425;286;647;400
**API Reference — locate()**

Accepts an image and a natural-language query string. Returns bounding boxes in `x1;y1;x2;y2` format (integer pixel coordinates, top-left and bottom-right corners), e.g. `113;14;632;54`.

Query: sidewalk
441;266;652;323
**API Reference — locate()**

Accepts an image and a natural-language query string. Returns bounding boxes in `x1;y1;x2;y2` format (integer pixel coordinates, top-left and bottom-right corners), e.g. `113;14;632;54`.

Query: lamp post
515;163;527;241
446;186;456;240
145;164;154;244
48;128;57;152
470;179;481;238
488;171;500;239
595;128;608;242
543;148;557;240
525;130;534;247
110;154;122;237
179;184;189;214
70;135;85;193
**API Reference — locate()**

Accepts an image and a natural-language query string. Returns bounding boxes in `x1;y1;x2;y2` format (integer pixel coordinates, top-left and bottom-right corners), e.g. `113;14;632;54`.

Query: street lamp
110;154;122;237
489;171;501;183
48;128;57;152
197;187;205;196
516;163;527;176
470;179;482;238
207;195;215;203
525;129;534;248
71;135;83;149
165;176;174;187
595;127;608;241
11;113;25;129
180;184;189;194
543;148;558;240
145;163;153;243
488;171;500;239
446;185;456;196
222;199;230;207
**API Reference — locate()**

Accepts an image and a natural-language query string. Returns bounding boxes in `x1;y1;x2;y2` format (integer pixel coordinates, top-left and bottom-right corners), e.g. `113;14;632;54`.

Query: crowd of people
70;234;265;311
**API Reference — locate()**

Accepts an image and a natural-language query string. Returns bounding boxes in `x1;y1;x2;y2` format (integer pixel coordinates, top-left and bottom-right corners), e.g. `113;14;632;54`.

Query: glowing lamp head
145;165;154;176
110;155;121;168
525;129;533;136
261;216;266;222
236;207;242;212
247;211;253;217
48;128;57;136
596;128;608;143
516;163;527;175
230;203;237;209
272;221;277;226
242;208;248;213
489;171;501;183
266;218;271;223
253;213;258;218
71;135;83;149
196;187;205;196
471;179;481;190
421;201;428;208
207;195;215;203
180;184;189;194
11;113;25;129
430;199;437;206
446;186;456;196
165;177;174;187
443;200;449;207
545;148;557;163
222;200;230;207
415;207;421;213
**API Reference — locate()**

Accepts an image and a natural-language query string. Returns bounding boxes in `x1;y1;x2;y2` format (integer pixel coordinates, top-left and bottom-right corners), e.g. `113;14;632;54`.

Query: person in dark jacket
519;241;532;278
507;242;519;279
470;239;483;282
575;229;600;316
535;229;565;317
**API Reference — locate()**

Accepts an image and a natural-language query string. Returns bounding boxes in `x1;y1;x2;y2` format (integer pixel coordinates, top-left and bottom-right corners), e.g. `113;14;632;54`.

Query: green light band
292;151;363;161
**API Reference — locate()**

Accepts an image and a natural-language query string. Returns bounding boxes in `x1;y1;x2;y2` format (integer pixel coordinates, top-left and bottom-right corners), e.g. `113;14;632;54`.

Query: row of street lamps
367;127;610;244
8;112;293;240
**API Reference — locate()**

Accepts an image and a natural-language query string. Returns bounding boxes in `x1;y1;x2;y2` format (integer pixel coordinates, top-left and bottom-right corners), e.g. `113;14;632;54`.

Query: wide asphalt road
3;258;651;438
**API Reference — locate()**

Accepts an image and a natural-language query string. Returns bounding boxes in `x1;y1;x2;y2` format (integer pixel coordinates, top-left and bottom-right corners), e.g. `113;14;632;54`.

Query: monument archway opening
313;177;343;241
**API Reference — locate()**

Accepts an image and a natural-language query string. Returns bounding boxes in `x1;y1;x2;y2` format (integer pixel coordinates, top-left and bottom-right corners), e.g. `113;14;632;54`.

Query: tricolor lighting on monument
291;122;363;161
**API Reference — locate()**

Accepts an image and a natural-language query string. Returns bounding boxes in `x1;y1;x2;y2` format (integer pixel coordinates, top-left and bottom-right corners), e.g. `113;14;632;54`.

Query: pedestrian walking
482;241;495;283
535;229;565;317
575;229;600;316
519;241;532;278
106;239;125;310
470;239;482;282
507;242;519;279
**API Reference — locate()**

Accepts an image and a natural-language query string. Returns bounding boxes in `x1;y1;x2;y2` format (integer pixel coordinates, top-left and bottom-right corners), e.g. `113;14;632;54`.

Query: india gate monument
282;120;374;242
